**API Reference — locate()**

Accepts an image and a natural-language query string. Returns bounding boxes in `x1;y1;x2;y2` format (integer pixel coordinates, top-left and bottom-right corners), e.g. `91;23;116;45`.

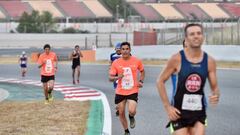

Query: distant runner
38;44;58;104
70;45;83;84
19;51;27;77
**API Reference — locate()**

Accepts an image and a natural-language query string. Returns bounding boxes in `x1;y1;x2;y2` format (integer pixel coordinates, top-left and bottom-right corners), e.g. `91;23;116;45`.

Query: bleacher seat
130;3;162;21
219;3;240;17
82;0;112;18
26;0;64;18
148;3;184;20
55;0;95;18
195;3;230;19
0;0;30;19
174;3;210;20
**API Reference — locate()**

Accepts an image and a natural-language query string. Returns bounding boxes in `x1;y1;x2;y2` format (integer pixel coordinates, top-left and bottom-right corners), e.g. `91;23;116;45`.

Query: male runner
38;44;58;104
157;24;220;135
70;45;83;84
109;42;145;135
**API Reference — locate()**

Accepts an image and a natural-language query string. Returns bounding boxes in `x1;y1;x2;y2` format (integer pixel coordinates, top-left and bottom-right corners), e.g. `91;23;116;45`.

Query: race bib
45;59;52;73
21;61;26;64
182;94;202;111
121;67;134;90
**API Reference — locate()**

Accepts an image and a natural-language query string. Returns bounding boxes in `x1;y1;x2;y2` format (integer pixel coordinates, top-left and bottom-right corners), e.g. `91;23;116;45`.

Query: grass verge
0;100;90;135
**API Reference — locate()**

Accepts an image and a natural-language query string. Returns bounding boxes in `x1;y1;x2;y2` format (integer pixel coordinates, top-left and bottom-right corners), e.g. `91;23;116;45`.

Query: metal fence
0;21;239;49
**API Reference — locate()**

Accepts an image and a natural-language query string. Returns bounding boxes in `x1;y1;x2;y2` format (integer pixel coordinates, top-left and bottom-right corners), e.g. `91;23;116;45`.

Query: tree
40;11;55;33
17;10;56;33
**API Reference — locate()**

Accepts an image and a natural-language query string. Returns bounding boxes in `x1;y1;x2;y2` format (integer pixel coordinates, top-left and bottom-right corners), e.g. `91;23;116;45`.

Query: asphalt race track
0;63;240;135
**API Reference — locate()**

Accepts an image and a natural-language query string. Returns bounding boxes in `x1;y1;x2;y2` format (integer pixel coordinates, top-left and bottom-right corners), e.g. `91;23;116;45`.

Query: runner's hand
166;105;181;121
209;94;219;106
138;81;143;88
117;73;124;79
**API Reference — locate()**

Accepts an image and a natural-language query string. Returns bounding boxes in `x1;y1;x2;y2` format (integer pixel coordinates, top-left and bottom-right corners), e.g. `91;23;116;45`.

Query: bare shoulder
167;52;181;66
208;55;216;71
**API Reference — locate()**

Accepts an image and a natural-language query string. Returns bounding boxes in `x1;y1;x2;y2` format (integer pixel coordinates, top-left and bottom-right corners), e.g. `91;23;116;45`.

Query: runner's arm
109;74;123;82
156;54;181;121
109;62;123;82
138;70;145;88
208;56;220;105
79;50;83;57
37;55;44;68
54;54;58;69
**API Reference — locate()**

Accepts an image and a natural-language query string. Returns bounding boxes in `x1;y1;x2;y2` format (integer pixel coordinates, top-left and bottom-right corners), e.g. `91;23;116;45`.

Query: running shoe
48;93;54;101
44;100;49;105
129;116;135;129
124;132;130;135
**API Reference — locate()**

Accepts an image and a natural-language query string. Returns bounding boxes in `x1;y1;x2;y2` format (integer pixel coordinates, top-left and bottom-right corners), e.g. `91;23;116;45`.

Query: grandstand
0;0;31;19
0;10;6;20
194;3;230;19
26;0;64;18
0;0;239;22
55;0;95;19
174;3;210;20
148;3;184;20
0;0;113;21
219;3;240;18
130;3;162;21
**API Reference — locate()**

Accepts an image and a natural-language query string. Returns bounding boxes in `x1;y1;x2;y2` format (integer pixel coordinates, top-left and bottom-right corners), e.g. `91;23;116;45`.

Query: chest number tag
182;94;202;111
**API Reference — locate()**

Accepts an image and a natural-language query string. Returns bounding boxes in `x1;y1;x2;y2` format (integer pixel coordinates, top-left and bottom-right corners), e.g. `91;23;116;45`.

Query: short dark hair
184;23;203;37
75;45;79;48
43;44;51;49
121;42;131;49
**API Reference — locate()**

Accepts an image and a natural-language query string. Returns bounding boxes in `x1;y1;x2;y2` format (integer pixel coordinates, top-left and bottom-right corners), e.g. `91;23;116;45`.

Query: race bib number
182;94;202;111
121;67;134;90
45;59;52;73
21;61;26;64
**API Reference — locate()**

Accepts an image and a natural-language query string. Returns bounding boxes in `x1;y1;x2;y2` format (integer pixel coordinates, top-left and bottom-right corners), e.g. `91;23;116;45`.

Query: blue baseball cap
115;42;121;49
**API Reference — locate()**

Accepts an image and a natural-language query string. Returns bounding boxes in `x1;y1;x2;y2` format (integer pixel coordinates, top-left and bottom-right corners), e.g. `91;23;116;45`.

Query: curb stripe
64;94;101;98
61;88;90;91
62;90;98;94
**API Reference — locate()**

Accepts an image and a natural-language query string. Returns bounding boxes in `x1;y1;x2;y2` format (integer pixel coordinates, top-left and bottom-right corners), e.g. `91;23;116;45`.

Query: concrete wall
96;45;240;62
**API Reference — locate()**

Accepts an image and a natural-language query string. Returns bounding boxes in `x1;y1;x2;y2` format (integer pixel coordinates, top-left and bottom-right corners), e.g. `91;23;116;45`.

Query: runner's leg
76;65;80;83
173;127;189;135
189;121;205;135
118;99;128;130
128;99;137;128
43;83;48;100
72;68;75;84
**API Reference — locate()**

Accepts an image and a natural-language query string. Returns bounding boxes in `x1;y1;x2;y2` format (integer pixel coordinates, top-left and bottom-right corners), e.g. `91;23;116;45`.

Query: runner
38;44;58;104
109;42;145;135
70;45;83;84
110;42;122;116
156;24;220;135
19;51;27;77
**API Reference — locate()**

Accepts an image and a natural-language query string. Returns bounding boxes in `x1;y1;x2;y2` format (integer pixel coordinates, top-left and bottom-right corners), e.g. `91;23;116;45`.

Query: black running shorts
167;115;207;133
41;75;55;83
115;93;138;104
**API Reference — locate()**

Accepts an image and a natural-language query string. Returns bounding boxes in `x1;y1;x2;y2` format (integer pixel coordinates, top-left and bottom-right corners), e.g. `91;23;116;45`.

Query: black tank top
72;52;80;65
173;50;208;119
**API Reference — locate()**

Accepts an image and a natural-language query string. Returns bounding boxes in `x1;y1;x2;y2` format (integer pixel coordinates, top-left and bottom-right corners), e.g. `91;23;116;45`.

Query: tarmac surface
0;63;240;135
